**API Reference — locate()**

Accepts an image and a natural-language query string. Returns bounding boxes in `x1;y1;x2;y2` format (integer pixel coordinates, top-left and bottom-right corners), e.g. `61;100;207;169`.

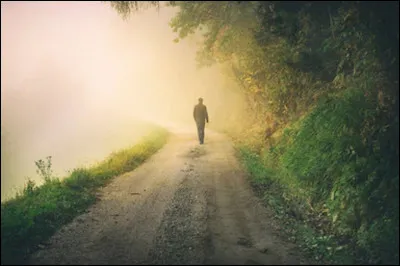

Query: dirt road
28;128;307;265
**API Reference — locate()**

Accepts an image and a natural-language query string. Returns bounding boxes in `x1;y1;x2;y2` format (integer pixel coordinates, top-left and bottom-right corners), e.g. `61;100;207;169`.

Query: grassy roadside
232;87;398;265
236;141;398;265
1;127;169;265
236;146;355;264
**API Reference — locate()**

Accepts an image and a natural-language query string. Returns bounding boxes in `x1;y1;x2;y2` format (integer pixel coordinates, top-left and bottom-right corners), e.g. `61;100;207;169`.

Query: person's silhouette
193;97;209;144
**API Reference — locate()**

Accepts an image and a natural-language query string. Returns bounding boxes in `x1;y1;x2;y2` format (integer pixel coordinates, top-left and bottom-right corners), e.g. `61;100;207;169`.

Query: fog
1;1;246;201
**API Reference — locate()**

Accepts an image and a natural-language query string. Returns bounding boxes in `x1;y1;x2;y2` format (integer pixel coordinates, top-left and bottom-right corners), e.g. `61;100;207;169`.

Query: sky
1;1;246;200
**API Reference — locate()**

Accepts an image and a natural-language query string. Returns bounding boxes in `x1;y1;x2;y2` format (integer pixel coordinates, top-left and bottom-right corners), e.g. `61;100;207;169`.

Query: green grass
1;127;169;265
237;146;355;264
235;88;399;265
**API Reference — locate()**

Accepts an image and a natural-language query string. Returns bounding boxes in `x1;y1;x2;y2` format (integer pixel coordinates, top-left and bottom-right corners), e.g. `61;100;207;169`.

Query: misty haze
1;1;243;201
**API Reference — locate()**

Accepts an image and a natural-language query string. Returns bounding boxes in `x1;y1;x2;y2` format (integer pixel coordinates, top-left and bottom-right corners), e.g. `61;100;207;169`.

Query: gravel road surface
28;128;307;265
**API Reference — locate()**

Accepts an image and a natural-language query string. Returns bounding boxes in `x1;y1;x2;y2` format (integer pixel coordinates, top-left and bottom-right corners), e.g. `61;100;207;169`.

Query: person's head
198;97;203;104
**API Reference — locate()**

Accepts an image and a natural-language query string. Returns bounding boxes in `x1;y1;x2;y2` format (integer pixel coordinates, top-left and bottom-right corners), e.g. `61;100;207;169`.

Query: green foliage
237;145;354;264
282;87;398;234
64;168;95;191
1;127;169;265
241;88;399;264
22;179;36;196
106;1;161;19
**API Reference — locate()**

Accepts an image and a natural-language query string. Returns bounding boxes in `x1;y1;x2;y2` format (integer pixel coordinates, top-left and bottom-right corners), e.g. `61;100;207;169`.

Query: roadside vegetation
1;127;169;265
111;1;398;264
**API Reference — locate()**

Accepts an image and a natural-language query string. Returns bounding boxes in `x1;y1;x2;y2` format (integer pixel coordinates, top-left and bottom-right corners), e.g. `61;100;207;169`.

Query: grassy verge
236;146;355;264
234;88;399;265
1;127;169;265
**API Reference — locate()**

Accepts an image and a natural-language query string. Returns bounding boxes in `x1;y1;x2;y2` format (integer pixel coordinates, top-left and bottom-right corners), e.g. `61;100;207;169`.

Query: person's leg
199;123;205;144
196;122;202;143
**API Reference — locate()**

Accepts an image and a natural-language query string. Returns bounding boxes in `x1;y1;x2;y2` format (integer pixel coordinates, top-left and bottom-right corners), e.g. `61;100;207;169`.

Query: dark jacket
193;103;209;124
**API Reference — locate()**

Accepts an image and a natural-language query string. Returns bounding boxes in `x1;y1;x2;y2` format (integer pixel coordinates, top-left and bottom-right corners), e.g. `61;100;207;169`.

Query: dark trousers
196;121;205;144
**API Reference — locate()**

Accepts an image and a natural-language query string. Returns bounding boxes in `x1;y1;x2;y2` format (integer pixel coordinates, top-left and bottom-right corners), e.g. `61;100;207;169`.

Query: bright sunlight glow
1;1;246;201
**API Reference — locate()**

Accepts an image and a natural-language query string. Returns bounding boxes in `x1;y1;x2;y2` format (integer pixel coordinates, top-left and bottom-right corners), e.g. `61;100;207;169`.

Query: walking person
193;97;209;144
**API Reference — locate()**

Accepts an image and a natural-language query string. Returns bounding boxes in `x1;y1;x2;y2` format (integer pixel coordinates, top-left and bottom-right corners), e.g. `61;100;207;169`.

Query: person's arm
193;106;197;121
205;106;209;123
